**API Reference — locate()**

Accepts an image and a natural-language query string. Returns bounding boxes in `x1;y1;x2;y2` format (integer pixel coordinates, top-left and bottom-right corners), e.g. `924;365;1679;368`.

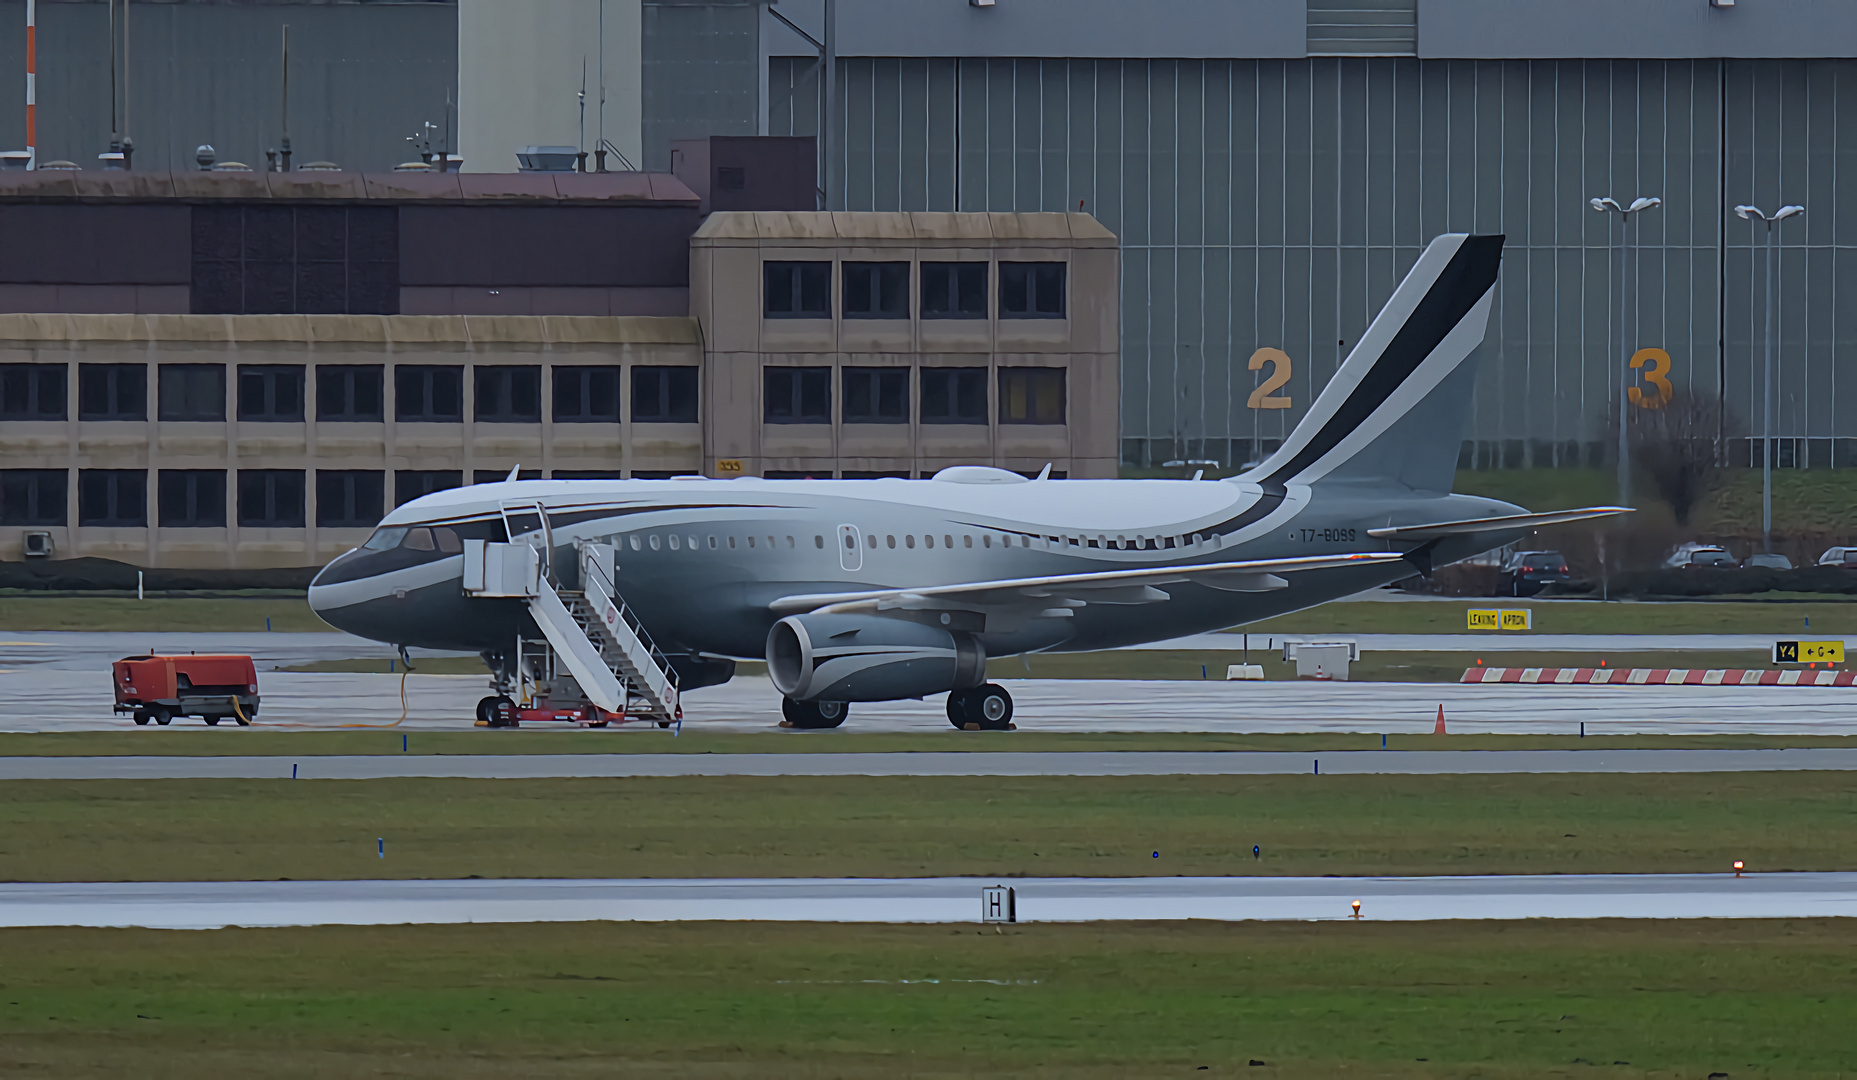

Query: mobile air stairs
461;529;681;729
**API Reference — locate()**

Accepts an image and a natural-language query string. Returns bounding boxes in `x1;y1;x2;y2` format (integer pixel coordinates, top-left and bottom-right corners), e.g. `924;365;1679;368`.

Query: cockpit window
363;527;407;551
362;521;485;554
434;527;463;554
403;528;436;551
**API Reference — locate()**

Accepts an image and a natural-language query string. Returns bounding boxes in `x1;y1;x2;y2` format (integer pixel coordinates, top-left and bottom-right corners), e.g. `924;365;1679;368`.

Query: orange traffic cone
1433;704;1447;735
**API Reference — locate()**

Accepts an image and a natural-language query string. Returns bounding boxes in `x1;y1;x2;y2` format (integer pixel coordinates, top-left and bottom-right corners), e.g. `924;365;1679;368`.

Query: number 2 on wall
1628;348;1673;409
1247;348;1293;410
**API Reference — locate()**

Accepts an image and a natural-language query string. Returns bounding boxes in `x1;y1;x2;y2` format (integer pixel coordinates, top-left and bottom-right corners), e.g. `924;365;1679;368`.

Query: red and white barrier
1460;667;1857;687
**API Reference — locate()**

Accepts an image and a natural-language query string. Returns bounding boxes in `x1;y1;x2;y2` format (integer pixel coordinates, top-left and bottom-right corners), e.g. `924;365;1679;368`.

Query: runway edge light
1734;860;1745;878
1350;900;1362;919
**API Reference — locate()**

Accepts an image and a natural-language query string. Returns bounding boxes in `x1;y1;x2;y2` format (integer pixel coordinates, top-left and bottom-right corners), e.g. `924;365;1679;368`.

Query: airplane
307;232;1626;730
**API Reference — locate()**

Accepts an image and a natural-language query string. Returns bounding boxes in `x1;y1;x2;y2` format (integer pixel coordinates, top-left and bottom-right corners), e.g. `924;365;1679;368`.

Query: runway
5;631;1856;736
6;746;1857;779
6;668;1857;735
0;872;1848;928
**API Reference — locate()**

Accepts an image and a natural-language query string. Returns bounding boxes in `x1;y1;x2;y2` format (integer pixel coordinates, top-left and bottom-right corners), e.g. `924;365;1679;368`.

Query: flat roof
0;171;701;206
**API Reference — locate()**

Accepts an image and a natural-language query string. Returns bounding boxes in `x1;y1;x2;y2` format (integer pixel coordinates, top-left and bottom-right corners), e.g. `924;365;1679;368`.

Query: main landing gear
781;697;848;729
947;684;1014;731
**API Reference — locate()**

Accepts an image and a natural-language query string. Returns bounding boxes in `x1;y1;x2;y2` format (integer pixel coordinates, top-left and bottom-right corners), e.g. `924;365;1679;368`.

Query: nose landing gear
947;684;1014;731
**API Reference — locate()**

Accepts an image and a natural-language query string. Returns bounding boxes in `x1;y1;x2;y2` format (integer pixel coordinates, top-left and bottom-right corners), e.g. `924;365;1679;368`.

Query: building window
764;367;831;424
551;470;626;480
315;470;384;528
999;368;1066;424
394;470;462;507
474;366;542;423
236;365;305;422
315;365;384;422
0;469;66;526
157;364;226;422
764;261;831;318
554;366;621;423
0;364;67;421
842;368;908;423
472;469;542;484
1000;261;1066;318
192;204;399;316
77;364;146;421
631;366;699;423
157;470;227;528
921;262;987;319
237;470;305;528
394;365;463;422
920;368;988;425
78;470;146;527
842;262;909;319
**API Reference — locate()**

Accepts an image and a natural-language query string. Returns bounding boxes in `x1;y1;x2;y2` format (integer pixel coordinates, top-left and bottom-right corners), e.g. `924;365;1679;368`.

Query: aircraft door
836;524;863;572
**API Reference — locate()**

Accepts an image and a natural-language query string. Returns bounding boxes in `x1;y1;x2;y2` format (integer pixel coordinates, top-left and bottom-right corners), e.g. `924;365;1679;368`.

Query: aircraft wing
769;551;1405;622
1365;506;1631;542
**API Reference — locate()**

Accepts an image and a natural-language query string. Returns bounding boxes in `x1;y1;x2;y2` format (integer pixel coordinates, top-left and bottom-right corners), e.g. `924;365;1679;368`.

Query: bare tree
1613;389;1738;526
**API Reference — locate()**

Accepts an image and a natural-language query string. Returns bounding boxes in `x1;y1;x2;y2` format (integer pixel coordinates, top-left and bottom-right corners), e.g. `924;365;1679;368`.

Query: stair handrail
579;543;681;692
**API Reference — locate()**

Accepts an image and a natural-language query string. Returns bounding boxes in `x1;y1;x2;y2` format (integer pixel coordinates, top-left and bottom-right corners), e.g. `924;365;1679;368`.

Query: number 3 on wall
1628;348;1673;409
1247;348;1293;410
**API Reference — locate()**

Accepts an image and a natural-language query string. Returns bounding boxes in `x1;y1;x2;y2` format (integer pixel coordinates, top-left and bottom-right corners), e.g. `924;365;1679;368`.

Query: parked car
1742;552;1794;571
1665;545;1737;570
1818;546;1857;568
1498;550;1570;596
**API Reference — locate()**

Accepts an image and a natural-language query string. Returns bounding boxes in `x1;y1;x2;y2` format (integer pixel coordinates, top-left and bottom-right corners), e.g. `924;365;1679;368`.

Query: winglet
1036;463;1052;481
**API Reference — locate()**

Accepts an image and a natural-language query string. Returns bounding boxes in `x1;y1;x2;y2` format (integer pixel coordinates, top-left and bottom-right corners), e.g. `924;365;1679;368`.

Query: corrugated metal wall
641;0;758;170
771;56;1857;469
0;1;456;174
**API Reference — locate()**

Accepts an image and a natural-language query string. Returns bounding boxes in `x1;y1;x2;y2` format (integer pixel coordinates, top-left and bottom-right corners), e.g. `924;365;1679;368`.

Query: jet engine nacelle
766;613;985;702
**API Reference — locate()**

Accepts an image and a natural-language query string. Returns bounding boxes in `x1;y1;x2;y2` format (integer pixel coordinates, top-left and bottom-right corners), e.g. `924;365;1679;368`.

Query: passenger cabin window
316;365;384;422
237;365;305;423
841;368;907;423
394;365;463;422
631;366;699;423
78;364;145;421
0;364;67;421
919;368;987;425
78;470;146;526
765;367;831;424
999;261;1065;318
553;366;621;423
474;366;542;423
841;262;908;319
998;368;1066;425
763;261;831;318
158;364;226;422
920;262;987;319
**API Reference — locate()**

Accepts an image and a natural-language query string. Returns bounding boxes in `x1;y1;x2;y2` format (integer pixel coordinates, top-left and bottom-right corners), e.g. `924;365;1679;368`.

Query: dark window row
765;367;1065;426
0;363;696;424
764;261;1065;320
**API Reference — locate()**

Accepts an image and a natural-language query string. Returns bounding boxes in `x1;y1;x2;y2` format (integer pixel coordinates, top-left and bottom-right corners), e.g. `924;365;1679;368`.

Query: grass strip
7;730;1857;757
0;919;1850;1078
1;772;1852;881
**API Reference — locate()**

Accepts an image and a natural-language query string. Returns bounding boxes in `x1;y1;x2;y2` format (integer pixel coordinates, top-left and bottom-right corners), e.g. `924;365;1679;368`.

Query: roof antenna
576;58;587;172
1192;469;1205;481
1035;463;1052;481
505;464;521;483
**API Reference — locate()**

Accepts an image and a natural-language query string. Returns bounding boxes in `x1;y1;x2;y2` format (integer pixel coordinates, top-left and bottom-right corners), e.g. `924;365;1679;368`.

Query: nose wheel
947;684;1013;731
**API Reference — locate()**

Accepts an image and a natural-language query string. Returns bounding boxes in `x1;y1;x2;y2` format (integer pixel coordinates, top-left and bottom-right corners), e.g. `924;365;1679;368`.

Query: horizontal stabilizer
1366;506;1632;542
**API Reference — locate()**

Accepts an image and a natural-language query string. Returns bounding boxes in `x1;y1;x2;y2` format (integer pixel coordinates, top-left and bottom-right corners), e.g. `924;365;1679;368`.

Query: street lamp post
1590;196;1663;509
1735;203;1805;554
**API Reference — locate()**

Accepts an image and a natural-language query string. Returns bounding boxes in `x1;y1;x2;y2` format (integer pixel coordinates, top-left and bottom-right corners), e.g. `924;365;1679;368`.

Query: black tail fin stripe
1257;234;1504;490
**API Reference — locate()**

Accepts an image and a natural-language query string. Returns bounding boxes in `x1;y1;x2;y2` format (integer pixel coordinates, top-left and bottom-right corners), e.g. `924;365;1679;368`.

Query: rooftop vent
297;161;342;172
212;161;253;172
0;151;31;170
195;144;215;171
38;160;80;171
393;161;434;172
517;145;580;173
